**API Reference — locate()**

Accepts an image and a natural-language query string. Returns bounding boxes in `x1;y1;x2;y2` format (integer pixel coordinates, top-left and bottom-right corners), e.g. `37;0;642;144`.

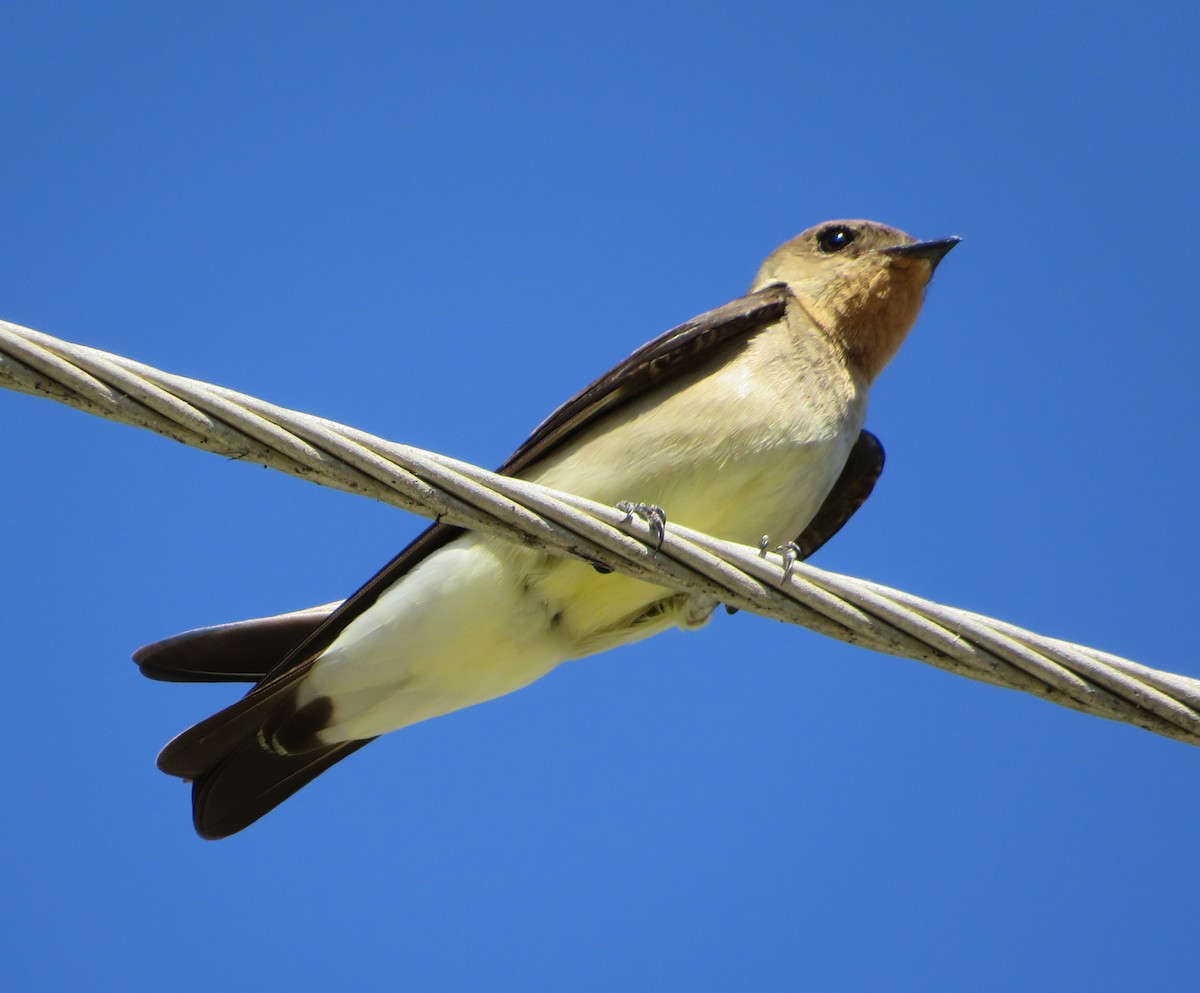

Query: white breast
303;315;868;742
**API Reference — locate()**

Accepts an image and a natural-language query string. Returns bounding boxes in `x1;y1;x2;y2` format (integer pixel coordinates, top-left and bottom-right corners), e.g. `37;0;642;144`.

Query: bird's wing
139;284;792;688
793;430;885;560
499;283;792;473
134;604;342;683
151;286;796;824
145;426;885;692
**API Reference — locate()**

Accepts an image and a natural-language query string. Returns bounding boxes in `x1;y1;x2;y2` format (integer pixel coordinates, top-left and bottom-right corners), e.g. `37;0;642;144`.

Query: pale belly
304;332;867;742
525;432;854;647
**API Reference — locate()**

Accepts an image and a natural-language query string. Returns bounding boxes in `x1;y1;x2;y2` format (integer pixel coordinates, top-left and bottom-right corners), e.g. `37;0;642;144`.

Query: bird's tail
136;607;372;839
190;736;372;840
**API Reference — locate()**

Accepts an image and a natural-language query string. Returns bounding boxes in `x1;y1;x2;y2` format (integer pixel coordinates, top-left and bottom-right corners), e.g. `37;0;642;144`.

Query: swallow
135;220;958;837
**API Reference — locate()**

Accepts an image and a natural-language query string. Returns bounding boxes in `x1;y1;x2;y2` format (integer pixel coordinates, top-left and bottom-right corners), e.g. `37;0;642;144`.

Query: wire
4;318;1199;746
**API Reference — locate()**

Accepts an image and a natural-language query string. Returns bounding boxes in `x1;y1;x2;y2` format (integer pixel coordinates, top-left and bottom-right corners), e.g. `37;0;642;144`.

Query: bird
135;219;958;838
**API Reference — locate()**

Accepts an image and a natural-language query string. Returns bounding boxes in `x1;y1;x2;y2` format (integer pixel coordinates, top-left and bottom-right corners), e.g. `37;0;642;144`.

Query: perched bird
136;220;958;838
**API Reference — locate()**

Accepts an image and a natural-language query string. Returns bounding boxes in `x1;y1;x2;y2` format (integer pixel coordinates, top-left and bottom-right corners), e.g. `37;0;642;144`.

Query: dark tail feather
191;737;374;840
157;661;377;838
133;604;337;683
145;603;382;836
157;661;318;779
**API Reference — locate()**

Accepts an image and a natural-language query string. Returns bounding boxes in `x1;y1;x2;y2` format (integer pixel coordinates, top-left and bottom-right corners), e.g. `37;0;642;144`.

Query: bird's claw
775;541;802;584
617;501;667;550
760;535;801;582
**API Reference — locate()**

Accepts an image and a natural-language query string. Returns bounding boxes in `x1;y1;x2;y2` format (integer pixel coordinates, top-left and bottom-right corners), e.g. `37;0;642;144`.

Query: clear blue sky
3;4;1197;990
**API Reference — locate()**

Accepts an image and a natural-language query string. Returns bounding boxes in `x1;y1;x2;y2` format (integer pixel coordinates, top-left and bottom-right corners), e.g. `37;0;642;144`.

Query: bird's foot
775;541;802;584
680;594;719;630
616;501;667;550
760;535;803;582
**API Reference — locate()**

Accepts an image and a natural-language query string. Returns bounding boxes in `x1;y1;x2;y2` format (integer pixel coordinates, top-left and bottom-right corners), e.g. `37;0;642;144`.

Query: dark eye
817;225;857;253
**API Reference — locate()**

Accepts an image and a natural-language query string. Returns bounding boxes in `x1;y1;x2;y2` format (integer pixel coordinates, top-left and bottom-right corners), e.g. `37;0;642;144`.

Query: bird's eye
816;225;857;253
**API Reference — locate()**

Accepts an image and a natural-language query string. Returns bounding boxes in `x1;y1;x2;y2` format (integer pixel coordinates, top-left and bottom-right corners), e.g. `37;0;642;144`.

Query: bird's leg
616;501;667;550
742;534;778;611
758;535;802;582
775;541;802;584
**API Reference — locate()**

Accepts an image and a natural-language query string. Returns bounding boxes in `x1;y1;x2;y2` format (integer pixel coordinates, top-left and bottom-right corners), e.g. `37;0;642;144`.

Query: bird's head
753;219;959;381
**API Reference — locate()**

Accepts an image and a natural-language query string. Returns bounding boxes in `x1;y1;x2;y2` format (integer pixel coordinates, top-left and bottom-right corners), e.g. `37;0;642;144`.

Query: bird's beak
882;236;961;270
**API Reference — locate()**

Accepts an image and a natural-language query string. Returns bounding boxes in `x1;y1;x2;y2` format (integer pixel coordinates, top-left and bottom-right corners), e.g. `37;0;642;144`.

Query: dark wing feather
793;430;885;559
502;284;790;473
133;605;339;683
136;285;791;688
148;284;793;836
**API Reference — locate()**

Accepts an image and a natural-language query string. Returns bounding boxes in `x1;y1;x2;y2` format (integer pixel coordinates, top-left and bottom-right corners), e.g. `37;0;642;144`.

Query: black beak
882;236;961;270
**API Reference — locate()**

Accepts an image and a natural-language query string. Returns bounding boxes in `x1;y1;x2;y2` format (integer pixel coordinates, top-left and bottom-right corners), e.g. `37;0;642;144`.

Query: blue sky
3;3;1198;990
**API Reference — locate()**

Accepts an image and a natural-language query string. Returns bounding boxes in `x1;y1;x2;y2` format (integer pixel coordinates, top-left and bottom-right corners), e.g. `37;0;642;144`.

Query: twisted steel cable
4;317;1200;747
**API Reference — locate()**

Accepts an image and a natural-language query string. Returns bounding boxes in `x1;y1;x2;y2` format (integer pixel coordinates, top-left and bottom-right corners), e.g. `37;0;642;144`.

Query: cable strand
3;317;1196;747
